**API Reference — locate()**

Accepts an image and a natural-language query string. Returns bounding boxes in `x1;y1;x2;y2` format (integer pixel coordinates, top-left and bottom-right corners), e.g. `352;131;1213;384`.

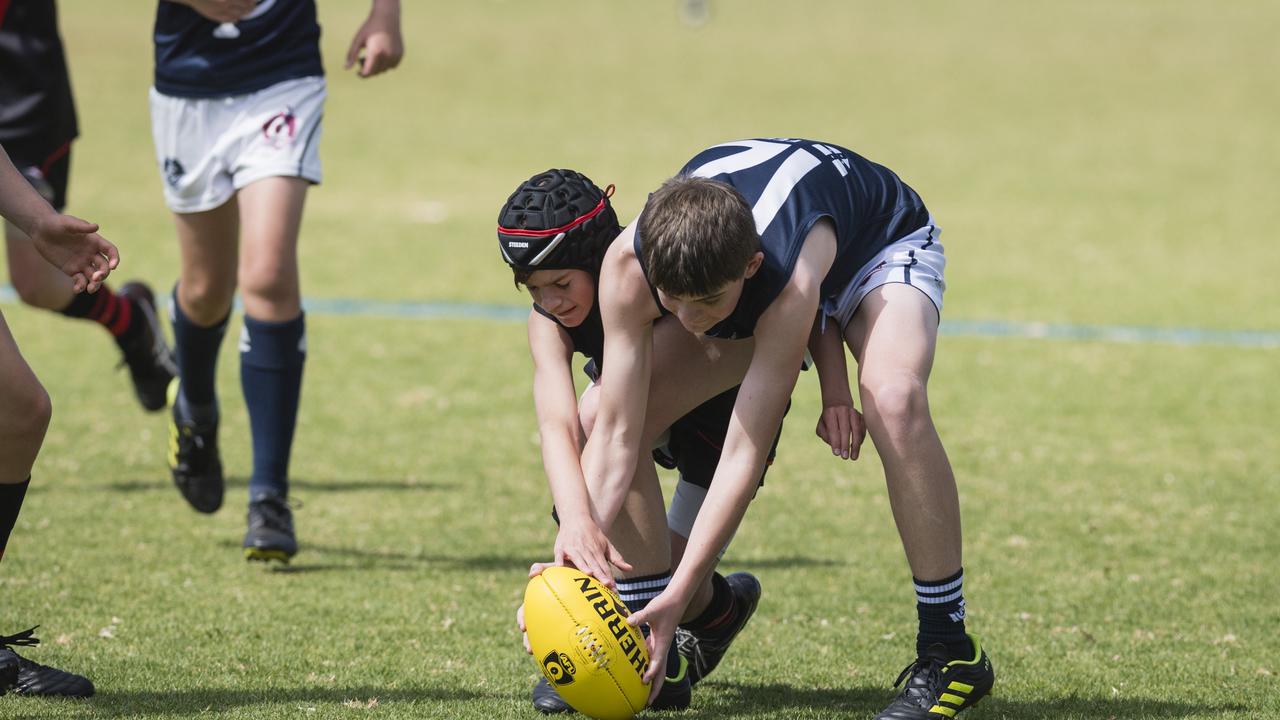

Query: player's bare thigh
237;176;308;321
642;315;753;444
5;221;76;311
0;311;52;480
843;283;940;388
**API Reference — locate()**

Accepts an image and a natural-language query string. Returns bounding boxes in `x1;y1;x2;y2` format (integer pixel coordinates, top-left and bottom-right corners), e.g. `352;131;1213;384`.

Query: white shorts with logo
149;76;325;214
822;219;947;331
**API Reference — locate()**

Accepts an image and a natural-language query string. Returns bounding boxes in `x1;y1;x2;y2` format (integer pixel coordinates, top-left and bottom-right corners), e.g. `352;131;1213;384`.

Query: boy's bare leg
174;200;240;325
236;177;305;322
0;313;51;482
844;283;960;580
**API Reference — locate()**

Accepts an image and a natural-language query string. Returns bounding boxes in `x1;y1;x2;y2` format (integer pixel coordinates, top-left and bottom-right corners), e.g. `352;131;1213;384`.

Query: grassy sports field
2;1;1277;718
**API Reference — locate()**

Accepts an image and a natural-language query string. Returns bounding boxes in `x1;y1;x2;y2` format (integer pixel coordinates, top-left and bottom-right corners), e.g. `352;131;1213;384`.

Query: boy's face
525;269;596;328
656;251;763;335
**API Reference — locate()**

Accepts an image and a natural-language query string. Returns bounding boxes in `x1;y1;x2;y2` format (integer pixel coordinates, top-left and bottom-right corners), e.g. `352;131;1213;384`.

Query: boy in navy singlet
589;139;995;719
0;143;113;699
499;170;800;713
149;0;403;562
0;0;175;412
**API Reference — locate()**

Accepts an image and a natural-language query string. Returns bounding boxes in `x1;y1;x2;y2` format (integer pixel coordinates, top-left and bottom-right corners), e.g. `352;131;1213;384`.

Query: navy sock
240;313;306;498
617;570;684;680
170;287;228;409
915;568;971;659
683;572;736;636
0;478;31;563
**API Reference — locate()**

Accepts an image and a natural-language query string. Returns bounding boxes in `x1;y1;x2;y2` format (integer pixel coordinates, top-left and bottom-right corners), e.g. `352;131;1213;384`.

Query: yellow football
524;566;650;720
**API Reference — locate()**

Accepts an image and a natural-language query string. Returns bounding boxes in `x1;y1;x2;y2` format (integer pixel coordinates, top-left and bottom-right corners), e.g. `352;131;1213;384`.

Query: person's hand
29;214;119;293
552;518;632;591
345;6;403;78
815;403;866;460
182;0;256;23
515;603;532;655
626;590;684;706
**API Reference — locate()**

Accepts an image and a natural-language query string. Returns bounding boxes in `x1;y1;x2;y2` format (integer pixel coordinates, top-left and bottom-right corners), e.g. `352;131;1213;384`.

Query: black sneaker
168;381;224;514
0;627;94;698
118;282;176;412
677;571;761;686
531;676;572;714
875;635;994;720
650;652;691;712
243;491;298;563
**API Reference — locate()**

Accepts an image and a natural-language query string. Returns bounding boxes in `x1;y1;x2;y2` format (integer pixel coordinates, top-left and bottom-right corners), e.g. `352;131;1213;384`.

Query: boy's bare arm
0;146;117;293
528;311;628;583
808;310;865;460
582;223;661;530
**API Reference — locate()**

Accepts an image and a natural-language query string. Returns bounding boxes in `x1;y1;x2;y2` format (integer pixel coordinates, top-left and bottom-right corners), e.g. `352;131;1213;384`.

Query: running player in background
149;0;403;562
0;142;115;699
0;0;175;412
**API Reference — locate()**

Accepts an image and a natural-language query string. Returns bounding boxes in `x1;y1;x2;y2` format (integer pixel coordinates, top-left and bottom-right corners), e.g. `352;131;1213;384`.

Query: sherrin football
524;566;650;720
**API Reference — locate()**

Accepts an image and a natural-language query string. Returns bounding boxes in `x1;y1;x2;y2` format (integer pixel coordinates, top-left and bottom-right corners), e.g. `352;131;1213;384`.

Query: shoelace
0;626;40;650
892;655;945;706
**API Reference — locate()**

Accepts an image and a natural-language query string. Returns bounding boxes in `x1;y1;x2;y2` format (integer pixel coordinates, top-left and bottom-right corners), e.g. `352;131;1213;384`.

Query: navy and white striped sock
915;568;971;659
616;571;671;613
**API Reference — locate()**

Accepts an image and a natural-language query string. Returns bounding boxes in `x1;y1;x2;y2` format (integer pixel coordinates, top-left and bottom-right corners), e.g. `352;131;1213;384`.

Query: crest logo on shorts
163;158;186;189
262;108;298;148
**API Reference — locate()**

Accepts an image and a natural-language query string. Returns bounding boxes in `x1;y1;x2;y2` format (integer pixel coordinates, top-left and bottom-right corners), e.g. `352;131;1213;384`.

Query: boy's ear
743;251;765;280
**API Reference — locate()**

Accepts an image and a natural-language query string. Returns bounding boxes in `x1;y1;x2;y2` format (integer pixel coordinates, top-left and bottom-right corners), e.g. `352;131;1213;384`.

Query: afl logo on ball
542;650;577;687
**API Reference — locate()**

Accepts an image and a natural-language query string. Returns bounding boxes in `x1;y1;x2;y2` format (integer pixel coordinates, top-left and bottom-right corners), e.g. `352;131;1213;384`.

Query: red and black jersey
0;0;78;157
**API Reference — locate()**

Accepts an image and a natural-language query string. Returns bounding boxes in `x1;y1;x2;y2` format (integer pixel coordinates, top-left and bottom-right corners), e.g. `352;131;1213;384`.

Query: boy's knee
2;379;52;447
10;273;62;311
179;280;235;324
861;374;929;430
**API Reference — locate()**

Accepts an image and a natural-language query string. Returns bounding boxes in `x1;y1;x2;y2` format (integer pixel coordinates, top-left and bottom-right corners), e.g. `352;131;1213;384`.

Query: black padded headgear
497;169;619;273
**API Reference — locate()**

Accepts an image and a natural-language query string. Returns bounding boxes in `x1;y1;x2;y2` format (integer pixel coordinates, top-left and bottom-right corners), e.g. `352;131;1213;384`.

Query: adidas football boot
0;627;94;698
168;381;224;514
677;571;762;686
529;651;692;714
243;491;298;563
875;635;994;720
118;282;177;412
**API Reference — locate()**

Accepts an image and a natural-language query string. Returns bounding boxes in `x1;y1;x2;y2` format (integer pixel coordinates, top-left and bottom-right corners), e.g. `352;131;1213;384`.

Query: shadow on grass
104;476;449;494
219;538;532;574
697;681;1250;719
22;686;506;718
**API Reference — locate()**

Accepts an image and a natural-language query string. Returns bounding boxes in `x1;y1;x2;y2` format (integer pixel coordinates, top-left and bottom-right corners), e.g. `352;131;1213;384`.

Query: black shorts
660;387;786;491
5;140;71;211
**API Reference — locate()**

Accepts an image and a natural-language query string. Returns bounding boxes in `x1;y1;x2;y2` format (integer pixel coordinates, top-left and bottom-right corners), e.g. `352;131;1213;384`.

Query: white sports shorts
149;76;326;214
823;219;947;332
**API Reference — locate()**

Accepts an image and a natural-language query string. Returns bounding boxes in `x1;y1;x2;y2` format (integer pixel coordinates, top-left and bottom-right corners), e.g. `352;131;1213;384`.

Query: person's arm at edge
346;0;403;78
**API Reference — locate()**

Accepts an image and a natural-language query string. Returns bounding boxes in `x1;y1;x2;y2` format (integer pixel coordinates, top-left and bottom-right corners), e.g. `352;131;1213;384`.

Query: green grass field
2;1;1277;718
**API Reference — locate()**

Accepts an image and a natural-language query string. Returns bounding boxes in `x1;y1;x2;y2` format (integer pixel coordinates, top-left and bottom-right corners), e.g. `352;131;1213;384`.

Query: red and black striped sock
60;286;140;346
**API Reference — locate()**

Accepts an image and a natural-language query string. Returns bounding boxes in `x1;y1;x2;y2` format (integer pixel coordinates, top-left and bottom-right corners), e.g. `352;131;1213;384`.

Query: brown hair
637;176;759;297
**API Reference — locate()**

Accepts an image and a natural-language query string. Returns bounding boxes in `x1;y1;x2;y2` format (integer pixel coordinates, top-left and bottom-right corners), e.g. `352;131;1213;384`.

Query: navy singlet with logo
153;0;323;98
636;138;930;339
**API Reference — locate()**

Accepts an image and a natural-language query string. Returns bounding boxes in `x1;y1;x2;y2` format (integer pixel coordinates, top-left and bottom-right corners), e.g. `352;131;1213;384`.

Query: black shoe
531;676;573;714
875;635;994;720
649;652;691;711
243;491;298;563
167;381;224;514
0;627;94;698
118;282;177;412
677;571;761;686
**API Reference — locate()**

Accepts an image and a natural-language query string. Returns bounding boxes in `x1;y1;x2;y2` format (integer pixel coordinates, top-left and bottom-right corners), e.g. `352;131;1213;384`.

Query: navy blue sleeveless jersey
0;0;78;153
153;0;323;98
638;138;930;339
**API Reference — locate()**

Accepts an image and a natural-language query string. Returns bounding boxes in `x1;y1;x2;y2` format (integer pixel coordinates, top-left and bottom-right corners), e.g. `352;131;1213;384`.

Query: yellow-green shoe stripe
939;692;966;706
948;681;975;693
929;705;958;718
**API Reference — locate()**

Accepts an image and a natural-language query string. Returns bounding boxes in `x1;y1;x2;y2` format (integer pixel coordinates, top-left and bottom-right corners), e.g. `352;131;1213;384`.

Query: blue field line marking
3;286;1276;348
